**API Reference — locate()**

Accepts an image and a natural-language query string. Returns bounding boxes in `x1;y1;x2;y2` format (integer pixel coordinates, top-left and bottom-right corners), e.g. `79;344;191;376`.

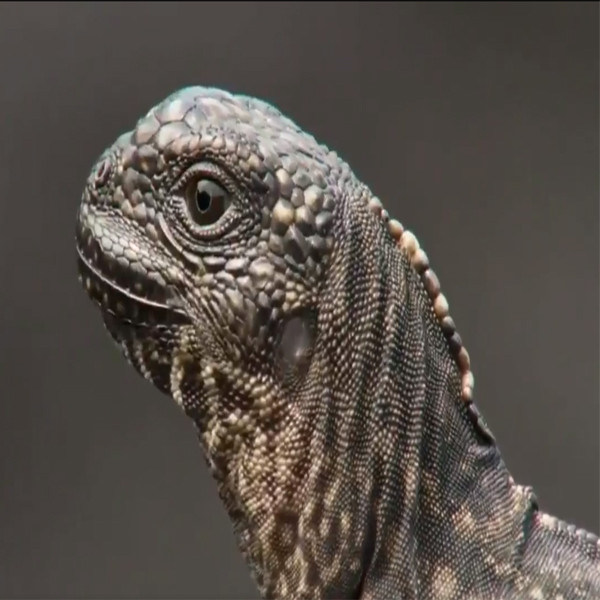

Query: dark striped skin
76;87;600;599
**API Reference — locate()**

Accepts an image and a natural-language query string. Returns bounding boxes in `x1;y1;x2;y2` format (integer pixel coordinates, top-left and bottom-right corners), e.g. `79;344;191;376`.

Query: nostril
93;156;112;188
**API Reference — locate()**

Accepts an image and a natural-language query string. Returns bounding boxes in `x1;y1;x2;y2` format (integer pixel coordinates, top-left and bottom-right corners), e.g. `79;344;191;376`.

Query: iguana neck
304;201;537;599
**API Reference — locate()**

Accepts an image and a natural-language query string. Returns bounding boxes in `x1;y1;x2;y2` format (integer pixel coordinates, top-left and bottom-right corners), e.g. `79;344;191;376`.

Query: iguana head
77;88;336;392
76;87;483;598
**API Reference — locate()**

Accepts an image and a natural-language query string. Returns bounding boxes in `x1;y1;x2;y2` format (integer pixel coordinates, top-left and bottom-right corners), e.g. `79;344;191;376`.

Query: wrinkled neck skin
188;196;597;600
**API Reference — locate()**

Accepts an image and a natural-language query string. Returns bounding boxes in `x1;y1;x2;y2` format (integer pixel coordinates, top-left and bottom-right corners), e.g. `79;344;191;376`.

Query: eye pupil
195;189;212;213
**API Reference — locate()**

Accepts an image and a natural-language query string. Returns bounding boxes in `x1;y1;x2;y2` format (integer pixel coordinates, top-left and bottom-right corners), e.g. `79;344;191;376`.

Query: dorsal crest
365;196;478;406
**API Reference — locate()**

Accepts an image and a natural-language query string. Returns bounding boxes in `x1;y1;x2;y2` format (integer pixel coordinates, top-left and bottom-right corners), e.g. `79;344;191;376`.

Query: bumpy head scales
76;87;340;396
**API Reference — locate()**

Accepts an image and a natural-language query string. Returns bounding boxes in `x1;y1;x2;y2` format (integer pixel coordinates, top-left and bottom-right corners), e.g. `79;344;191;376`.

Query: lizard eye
185;178;231;226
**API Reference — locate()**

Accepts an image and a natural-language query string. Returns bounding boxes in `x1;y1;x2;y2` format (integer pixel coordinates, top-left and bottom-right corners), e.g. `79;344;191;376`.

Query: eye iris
185;178;230;226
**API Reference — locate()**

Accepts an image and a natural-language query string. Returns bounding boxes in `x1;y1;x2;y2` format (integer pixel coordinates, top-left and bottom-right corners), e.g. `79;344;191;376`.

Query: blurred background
0;2;597;598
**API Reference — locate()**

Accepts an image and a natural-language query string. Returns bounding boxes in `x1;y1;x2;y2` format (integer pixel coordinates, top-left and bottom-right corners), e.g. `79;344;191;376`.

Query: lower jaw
100;310;181;397
76;252;191;395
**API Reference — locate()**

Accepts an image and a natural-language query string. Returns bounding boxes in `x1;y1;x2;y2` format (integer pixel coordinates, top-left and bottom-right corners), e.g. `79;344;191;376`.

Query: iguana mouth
75;229;188;329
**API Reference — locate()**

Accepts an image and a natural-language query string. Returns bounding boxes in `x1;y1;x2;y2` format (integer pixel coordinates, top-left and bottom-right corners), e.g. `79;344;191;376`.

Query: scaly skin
75;87;599;599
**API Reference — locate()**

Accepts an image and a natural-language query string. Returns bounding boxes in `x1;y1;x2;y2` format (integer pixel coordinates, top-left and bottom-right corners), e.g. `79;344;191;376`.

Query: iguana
75;86;599;599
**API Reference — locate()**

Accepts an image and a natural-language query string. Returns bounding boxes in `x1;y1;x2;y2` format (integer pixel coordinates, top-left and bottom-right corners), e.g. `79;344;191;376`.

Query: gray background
0;2;597;598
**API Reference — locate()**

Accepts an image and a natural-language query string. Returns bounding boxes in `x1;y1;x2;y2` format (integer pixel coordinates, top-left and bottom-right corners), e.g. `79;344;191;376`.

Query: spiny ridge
367;196;475;404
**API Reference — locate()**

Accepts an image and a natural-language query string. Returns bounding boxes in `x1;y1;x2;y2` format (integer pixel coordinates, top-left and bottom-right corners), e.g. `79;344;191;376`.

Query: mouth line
76;244;189;326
